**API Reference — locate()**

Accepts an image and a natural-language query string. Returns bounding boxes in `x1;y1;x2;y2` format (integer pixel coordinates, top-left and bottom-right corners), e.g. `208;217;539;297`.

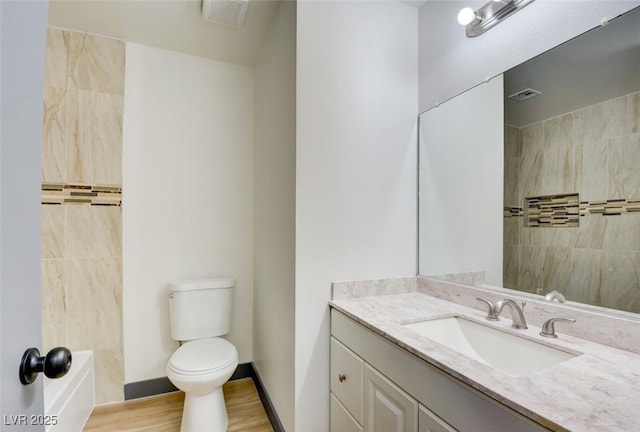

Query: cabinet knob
338;374;346;383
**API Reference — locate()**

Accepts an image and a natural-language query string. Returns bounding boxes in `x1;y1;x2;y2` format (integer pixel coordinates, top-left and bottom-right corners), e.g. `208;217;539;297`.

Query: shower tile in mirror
517;246;545;293
602;215;640;252
503;245;520;289
601;250;640;312
630;93;640;134
540;146;581;196
567;248;601;306
581;137;609;200
544;113;573;151
609;134;640;199
543;246;573;292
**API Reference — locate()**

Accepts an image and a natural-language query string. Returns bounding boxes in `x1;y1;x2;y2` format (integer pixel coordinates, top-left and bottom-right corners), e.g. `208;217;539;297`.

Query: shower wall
41;28;125;404
504;91;640;313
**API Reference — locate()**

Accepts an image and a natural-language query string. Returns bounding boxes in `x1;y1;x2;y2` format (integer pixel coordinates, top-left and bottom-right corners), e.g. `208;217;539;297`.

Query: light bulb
457;7;477;26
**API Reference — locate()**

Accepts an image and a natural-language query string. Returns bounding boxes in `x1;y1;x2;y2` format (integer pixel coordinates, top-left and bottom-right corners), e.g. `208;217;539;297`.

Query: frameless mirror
419;6;640;316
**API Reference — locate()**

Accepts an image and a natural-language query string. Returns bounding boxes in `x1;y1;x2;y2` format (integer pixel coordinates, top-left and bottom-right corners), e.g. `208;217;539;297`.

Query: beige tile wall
41;28;125;404
504;92;640;314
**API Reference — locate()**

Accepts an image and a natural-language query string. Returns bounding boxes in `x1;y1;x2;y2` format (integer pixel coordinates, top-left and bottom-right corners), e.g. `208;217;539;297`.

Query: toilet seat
168;338;237;376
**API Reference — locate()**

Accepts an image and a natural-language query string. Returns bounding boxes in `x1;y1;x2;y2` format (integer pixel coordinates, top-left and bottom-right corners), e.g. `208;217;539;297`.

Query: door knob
19;347;72;385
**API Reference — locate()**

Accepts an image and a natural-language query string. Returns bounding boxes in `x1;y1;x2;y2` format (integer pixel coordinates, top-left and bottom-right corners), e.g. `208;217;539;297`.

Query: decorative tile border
503;206;524;218
505;198;640;222
42;183;122;206
580;199;640;216
525;193;580;227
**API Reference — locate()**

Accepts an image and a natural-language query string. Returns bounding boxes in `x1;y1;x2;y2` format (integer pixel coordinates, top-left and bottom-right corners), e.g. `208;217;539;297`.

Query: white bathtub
44;350;95;432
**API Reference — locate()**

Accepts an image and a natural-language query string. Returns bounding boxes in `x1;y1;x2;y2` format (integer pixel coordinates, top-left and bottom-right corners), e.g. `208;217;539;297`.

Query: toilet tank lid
170;278;236;292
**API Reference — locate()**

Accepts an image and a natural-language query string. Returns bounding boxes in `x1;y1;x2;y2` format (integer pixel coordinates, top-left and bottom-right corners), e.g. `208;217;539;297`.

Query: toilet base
180;386;228;432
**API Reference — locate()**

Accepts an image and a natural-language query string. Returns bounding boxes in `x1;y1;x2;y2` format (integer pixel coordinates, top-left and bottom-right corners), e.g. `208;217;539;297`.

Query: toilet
166;278;238;432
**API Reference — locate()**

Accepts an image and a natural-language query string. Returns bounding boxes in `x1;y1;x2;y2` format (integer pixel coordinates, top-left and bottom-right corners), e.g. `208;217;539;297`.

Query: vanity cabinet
330;309;550;432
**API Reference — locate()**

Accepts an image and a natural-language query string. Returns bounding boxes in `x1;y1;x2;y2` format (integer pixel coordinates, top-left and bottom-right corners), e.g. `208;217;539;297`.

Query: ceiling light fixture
458;0;536;37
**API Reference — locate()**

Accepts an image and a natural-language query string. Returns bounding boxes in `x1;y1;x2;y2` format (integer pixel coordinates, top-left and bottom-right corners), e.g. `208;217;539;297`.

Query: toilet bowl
167;338;238;432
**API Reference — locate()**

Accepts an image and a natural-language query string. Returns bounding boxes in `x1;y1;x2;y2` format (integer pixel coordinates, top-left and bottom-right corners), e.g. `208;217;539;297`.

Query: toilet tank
168;278;235;341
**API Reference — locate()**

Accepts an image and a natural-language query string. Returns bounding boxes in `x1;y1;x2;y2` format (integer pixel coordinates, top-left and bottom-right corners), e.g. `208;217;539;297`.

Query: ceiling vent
202;0;249;28
508;88;542;102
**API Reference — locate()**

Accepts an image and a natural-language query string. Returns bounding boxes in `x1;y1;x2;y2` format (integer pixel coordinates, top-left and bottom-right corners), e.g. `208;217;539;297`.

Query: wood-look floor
83;378;273;432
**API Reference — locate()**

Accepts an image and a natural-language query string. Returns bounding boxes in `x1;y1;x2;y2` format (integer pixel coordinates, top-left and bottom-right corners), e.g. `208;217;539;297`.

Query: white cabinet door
331;394;363;432
418;404;457;432
364;363;418;432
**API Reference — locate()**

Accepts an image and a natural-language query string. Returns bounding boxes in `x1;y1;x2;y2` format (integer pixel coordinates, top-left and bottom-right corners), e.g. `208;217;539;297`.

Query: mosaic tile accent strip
579;199;640;216
505;199;640;220
503;206;524;218
525;193;580;227
42;183;122;206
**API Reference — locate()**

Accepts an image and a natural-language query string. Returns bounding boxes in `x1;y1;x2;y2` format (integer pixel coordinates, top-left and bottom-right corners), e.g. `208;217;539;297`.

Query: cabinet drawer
331;394;363;432
331;336;364;423
419;404;457;432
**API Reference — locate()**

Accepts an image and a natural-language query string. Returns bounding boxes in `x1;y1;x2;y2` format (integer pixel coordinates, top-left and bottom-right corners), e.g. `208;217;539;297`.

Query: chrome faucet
494;299;528;329
544;290;566;303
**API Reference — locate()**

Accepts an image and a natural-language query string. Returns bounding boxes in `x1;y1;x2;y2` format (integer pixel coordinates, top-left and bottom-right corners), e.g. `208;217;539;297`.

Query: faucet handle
476;297;499;321
540;317;575;338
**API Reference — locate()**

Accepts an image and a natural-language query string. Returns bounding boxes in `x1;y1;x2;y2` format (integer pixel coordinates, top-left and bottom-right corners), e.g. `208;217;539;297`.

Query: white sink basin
403;316;578;376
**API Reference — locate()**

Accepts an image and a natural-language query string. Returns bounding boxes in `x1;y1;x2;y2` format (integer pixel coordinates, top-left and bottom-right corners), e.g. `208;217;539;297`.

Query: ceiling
504;5;640;127
47;0;281;66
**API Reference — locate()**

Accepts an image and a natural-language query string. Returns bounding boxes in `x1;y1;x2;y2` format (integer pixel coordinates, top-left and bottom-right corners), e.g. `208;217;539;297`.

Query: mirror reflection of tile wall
41;28;125;404
504;91;640;314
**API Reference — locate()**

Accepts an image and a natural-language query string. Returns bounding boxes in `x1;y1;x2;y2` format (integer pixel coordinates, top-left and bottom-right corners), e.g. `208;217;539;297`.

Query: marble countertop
330;291;640;432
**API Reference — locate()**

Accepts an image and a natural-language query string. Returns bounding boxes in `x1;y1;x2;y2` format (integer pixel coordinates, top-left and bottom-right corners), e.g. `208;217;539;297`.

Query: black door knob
19;347;72;385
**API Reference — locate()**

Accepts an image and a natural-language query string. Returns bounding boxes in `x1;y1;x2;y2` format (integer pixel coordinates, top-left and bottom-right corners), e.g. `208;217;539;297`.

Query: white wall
253;2;296;430
296;1;418;430
419;76;503;284
418;0;640;112
122;44;254;383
